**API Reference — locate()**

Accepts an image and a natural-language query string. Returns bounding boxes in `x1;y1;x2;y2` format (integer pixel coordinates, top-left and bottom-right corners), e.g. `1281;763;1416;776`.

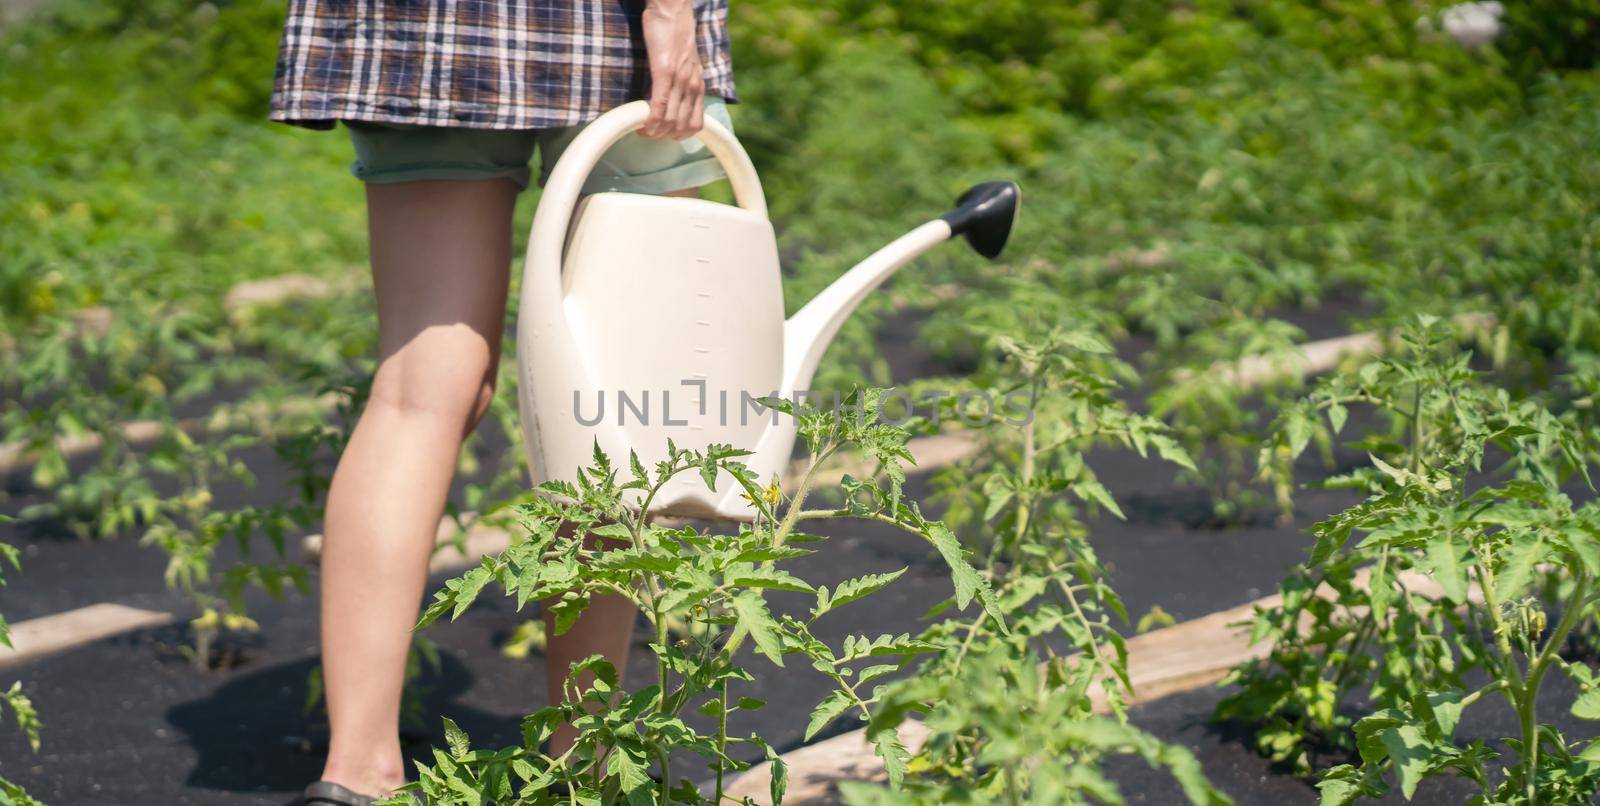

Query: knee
367;362;498;435
467;376;497;432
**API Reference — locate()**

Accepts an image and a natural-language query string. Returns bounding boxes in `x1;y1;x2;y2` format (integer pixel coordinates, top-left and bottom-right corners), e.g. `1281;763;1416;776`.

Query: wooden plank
222;273;360;311
301;513;511;575
0;394;337;475
719;721;931;805
783;431;980;493
0;603;173;668
0;0;54;26
1186;312;1495;390
1086;596;1280;713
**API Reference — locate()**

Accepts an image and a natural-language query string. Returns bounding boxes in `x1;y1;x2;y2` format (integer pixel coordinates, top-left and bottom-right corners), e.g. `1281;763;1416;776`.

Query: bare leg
542;534;638;756
543;187;702;757
318;179;517;796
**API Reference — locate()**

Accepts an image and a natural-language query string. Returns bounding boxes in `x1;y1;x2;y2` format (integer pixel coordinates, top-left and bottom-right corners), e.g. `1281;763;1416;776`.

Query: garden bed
0;320;1467;803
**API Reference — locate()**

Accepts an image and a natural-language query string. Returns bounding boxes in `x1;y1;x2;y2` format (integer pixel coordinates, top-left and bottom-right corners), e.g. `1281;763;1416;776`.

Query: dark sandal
305;780;418;806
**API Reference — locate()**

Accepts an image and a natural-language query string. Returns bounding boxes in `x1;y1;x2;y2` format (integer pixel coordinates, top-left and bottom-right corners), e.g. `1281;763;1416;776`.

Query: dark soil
1107;669;1593;805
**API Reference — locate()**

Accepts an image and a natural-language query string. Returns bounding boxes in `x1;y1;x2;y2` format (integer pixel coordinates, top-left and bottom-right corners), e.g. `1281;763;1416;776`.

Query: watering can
516;100;1019;520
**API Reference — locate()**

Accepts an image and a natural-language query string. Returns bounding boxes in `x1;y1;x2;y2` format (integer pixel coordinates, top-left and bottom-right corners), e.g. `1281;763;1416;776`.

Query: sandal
304;780;423;805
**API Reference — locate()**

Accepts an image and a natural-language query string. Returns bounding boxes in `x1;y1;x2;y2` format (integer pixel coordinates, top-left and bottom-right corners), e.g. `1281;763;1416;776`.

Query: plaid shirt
270;0;736;130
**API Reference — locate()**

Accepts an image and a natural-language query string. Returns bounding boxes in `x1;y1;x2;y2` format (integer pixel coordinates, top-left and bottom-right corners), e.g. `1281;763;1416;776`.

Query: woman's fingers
660;80;685;139
685;91;706;139
644;85;672;139
646;58;701;140
647;69;702;140
640;0;702;140
666;73;703;139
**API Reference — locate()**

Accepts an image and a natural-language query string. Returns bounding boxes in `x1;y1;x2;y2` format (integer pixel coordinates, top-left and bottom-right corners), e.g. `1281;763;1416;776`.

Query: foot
317;754;407;803
304;780;380;805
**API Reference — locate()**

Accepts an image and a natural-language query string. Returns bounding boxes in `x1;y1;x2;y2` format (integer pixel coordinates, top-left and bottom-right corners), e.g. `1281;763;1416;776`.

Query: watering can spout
780;180;1020;394
942;181;1021;259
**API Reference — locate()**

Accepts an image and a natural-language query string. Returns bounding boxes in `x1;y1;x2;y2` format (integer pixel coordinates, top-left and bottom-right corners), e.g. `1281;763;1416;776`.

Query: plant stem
657;743;672;805
1014;383;1038;553
655;600;669;713
774;443;838;548
1517;569;1591;801
1054;575;1120;699
1329;613;1377;701
948;593;995;676
1459;679;1506;709
714;678;728;803
1475;561;1523;684
1408;382;1423;473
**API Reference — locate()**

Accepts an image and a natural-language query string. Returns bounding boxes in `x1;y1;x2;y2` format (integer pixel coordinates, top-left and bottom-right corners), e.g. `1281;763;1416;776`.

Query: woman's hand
640;0;705;140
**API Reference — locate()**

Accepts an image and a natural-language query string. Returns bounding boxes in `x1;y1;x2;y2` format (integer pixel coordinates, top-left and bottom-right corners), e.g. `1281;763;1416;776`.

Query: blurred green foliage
3;0;1595;334
1;0;1597;597
0;0;363;325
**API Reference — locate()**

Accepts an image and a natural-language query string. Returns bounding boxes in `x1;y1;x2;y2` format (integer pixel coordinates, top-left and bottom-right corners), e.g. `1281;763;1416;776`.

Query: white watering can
516;100;1019;520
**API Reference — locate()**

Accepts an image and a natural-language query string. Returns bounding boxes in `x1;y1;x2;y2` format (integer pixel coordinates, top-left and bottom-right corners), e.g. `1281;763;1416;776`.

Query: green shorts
344;96;732;195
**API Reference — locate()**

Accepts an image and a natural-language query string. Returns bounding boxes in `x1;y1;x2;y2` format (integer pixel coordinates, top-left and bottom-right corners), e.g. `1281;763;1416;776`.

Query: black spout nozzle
940;181;1020;260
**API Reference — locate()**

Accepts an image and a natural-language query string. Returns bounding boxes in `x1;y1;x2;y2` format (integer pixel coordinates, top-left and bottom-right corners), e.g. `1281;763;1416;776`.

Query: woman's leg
541;186;702;757
319;179;518;796
543;547;638;755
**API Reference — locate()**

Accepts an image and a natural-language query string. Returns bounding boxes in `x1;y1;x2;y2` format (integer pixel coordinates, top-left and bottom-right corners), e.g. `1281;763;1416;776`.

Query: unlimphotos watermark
572;380;1035;429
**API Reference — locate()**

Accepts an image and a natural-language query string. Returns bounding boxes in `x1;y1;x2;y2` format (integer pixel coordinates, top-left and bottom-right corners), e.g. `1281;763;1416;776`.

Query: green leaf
549;592;591;636
1424;689;1465;739
1496;534;1545;602
1354;710;1404;764
1073;477;1126;520
855;664;900;685
813;569;907;619
1572;689;1600;720
1286;407;1315;456
1580;739;1600;762
926;523;1004;628
606;746;653;806
443;716;470;760
1151;433;1198;472
731;567;814;593
1368;560;1393;624
981;487;1015;523
1136;605;1176;633
450;563;495;621
1328;402;1349;434
806;690;853;741
870;727;908;788
730;591;786;667
768;745;788;806
733;545;814;563
1316;766;1362;806
1381;724;1430;799
1422;536;1469;603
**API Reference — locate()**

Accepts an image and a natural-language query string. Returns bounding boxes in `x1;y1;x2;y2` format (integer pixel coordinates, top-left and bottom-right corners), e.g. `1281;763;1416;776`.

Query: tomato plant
390;392;1009;804
855;326;1227;803
0;517;43;805
1221;318;1600;803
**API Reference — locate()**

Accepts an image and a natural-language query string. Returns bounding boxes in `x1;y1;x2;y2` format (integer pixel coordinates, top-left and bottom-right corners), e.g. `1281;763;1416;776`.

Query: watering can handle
529;100;768;281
